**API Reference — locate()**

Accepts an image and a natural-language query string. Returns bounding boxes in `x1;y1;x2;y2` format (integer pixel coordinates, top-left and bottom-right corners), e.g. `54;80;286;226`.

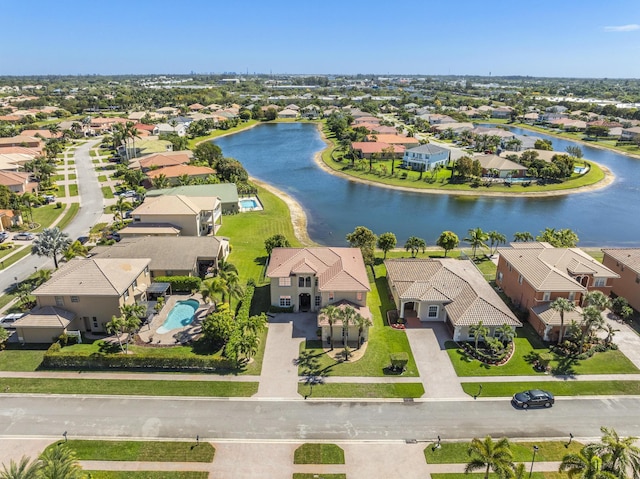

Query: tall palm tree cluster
320;304;371;352
200;259;243;310
466;428;640;479
0;444;84;479
105;121;140;163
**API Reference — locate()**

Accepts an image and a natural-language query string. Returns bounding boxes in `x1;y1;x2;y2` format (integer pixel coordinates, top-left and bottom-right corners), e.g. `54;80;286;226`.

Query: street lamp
473;384;483;399
528;445;539;479
62;431;68;443
565;432;574;448
432;435;441;451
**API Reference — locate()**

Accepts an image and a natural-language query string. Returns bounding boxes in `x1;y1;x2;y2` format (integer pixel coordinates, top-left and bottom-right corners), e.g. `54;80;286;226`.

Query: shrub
235;282;255;324
153;276;202;293
268;305;294;313
56;201;63;209
390;352;409;371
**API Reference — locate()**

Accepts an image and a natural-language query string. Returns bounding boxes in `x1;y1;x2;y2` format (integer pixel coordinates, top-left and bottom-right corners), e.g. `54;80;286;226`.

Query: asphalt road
0;139;104;294
2;396;639;441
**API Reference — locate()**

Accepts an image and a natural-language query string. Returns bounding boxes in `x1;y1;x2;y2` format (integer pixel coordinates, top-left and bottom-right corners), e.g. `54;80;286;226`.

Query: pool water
156;299;199;334
240;199;258;208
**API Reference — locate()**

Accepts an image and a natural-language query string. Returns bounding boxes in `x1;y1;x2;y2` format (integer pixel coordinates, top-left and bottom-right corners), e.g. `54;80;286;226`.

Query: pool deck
238;195;264;212
137;293;209;346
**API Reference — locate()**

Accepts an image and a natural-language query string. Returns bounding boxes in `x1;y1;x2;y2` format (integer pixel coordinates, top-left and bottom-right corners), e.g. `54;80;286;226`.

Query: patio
137;293;210;346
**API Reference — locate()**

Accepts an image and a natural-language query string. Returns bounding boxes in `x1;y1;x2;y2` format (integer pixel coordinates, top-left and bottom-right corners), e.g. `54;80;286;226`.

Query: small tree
436;230;459;257
264;234;290;255
551;297;575;345
469;321;489;351
465;436;514;479
464;227;489;259
377;232;397;259
404;236;426;258
31;227;71;269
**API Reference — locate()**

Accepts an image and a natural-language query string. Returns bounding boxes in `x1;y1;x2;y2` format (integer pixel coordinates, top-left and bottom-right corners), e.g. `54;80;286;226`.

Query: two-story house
601;248;640;312
14;258;151;342
385;258;521;341
266;247;372;347
401;144;450;171
496;242;619;341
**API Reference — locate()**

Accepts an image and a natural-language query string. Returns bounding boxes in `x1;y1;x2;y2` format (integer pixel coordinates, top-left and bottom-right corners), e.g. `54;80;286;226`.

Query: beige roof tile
602;248;640;274
14;306;75;328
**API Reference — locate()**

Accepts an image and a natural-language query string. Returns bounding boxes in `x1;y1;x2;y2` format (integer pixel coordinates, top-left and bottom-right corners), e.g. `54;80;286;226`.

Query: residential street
2;395;639;441
0;139;103;294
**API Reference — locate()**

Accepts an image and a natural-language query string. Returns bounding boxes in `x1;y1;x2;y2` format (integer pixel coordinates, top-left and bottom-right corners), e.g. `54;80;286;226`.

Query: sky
3;0;640;78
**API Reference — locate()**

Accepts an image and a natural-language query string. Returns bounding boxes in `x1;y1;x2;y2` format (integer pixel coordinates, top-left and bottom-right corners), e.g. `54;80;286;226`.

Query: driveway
405;323;466;399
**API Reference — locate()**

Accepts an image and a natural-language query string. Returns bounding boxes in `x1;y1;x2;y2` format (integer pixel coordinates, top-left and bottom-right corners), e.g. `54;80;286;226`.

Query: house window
299;277;305;287
92;317;98;329
70;296;80;303
508;263;512;272
315;296;321;306
568;292;575;301
497;271;503;282
428;305;438;318
356;292;363;301
123;290;129;300
329;292;334;301
279;296;291;307
55;296;64;307
279;277;291;287
166;270;173;276
594;277;606;287
144;266;149;276
315;278;318;286
133;279;138;288
518;275;523;284
542;292;550;301
305;277;311;287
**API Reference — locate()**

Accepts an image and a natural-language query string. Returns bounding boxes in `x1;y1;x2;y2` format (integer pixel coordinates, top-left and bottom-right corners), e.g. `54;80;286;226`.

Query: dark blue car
512;389;554;409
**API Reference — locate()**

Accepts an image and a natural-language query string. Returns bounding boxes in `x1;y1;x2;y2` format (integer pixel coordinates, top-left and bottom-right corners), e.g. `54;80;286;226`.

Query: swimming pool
156;299;200;334
574;166;588;174
240;199;258;209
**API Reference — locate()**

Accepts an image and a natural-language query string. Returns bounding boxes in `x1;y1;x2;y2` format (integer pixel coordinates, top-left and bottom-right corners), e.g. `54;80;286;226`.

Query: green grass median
461;380;640;397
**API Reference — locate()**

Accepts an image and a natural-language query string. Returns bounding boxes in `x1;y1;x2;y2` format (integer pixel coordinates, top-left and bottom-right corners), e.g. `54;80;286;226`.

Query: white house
401;144;450;171
156;123;187;137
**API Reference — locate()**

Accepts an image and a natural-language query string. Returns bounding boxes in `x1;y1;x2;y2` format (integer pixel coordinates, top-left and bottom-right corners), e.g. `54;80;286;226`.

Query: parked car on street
13;232;35;241
512;389;554;409
0;231;9;243
0;313;25;329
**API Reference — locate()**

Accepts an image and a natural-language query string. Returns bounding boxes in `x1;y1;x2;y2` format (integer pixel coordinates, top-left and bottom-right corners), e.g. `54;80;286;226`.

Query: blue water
214;123;640;247
240;199;258;208
156;299;199;334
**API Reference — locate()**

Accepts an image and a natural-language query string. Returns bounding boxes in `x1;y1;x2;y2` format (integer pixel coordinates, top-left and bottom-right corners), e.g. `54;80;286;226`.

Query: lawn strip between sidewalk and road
1;377;258;397
297;382;425;398
460;380;640;397
85;472;208;479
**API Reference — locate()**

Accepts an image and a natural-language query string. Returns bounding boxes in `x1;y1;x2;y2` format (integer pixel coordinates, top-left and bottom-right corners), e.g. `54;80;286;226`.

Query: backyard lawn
447;323;639;376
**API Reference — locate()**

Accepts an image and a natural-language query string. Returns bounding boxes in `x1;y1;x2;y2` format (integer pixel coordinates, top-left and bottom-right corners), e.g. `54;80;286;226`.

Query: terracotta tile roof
266;247;370;293
133;123;157;132
0;171;30;186
351;142;405;154
366;134;420;145
146;164;214;179
602;248;640;274
385;258;521;327
20;129;62;139
189;103;205;110
33;258;150;297
498;243;619;291
138;151;191;170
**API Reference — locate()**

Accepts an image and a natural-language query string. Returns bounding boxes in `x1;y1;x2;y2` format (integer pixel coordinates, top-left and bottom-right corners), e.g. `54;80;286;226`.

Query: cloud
603;24;640;32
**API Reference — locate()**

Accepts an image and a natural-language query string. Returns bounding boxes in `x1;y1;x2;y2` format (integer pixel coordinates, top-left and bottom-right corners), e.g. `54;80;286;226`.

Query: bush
56;201;63;209
153;276;202;293
268;305;294;313
235;282;255;323
389;352;409;371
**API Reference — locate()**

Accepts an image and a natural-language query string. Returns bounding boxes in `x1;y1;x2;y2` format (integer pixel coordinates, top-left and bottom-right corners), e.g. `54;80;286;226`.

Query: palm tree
513;231;534;242
217;259;238;280
39;444;84;479
177;173;191;186
105;315;126;353
591;426;640;478
404;236;427;258
119;303;145;353
114;196;132;224
63;240;88;261
495;324;515;346
487;230;507;255
227;280;244;310
464;227;489;259
151;173;170;189
0;456;41;479
469;321;490;351
550;297;576;345
581;305;605;350
559;446;617;479
124;121;140;159
339;306;357;348
21;192;37;225
320;304;341;350
583;290;611;312
465;436;514;479
200;277;227;306
31;227;71;269
353;311;372;349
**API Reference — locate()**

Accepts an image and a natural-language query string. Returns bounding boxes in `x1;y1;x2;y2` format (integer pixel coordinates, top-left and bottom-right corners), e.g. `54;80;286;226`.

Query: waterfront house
496;242;618;341
601;248;640;312
385;258;521;341
145;164;215;185
351;142;405;159
146;183;240;214
278;108;299;119
156;123;186;137
620;127;640;142
133;151;192;171
366;134;420;149
475;154;528;178
401;144;450;171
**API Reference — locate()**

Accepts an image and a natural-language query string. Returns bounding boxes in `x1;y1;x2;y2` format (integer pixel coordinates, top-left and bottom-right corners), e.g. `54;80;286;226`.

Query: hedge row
235;281;255;322
43;344;235;372
153;276;202;293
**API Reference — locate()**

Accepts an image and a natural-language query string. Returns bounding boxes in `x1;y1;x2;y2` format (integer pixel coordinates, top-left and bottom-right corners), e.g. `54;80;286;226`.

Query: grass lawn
430;474;553;479
293;443;345;464
297;382;424;398
86;473;208;479
0;377;258;397
47;439;214;462
67;160;75;165
0;344;48;371
0;247;31;269
425;440;583;463
68;173;77;180
52;174;64;182
31;204;63;231
187;120;258;149
101;186;114;199
461;380;640;397
217;184;304;285
56;184;66;197
98;175;108;181
69;184;79;196
56;203;79;230
447;323;639;376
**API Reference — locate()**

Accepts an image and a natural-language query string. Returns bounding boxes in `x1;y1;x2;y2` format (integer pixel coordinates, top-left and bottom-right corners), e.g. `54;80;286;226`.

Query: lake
214;123;640;247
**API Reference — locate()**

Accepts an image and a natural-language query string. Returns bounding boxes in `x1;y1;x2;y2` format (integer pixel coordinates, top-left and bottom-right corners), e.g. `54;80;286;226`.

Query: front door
299;293;311;312
83;317;91;332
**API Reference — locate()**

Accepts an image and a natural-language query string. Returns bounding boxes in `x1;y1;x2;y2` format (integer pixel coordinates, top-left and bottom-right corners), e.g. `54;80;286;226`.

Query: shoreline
313;123;615;198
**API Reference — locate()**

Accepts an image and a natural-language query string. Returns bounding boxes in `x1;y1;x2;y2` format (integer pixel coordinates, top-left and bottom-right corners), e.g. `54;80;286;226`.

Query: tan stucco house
385;258;521;341
14;258;151;342
602;248;640;312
